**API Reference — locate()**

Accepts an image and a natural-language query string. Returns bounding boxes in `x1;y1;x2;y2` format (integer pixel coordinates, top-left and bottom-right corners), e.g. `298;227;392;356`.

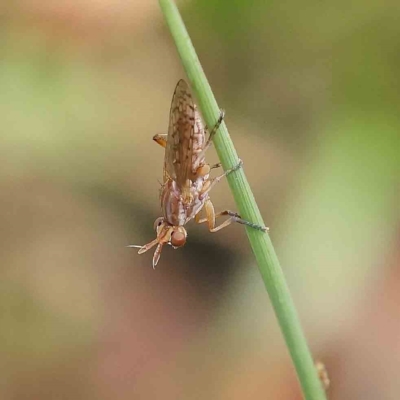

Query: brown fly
129;79;266;268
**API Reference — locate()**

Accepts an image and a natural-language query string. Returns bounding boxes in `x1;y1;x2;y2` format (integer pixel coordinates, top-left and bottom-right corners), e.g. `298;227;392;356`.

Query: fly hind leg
204;109;225;143
195;199;268;233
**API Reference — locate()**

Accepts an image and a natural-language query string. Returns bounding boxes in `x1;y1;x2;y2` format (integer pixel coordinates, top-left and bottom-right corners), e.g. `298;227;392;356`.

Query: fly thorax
192;174;209;192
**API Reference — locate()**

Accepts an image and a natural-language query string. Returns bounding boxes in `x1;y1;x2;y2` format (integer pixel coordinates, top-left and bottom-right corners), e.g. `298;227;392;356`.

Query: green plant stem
158;1;327;399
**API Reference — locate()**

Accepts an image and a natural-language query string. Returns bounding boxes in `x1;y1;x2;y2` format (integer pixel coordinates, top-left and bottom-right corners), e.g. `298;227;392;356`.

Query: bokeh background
1;1;399;399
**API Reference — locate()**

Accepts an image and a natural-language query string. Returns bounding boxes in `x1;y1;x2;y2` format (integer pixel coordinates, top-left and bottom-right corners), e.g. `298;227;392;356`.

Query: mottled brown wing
164;80;195;189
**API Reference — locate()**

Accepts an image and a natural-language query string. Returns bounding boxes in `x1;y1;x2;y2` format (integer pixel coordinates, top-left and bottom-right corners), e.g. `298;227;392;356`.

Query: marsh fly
129;80;266;267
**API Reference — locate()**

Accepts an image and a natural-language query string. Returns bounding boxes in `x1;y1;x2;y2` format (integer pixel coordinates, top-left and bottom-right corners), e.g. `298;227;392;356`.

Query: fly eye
170;231;186;248
153;217;164;231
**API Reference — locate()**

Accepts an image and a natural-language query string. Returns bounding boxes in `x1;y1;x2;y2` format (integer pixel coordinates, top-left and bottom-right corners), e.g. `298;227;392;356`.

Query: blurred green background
0;1;399;399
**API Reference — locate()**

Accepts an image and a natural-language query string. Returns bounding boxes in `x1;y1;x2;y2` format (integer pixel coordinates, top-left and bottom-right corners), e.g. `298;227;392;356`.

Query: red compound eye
171;231;186;248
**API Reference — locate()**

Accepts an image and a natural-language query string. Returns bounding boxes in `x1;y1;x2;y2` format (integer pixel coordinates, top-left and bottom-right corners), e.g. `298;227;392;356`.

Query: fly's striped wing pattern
164;79;196;189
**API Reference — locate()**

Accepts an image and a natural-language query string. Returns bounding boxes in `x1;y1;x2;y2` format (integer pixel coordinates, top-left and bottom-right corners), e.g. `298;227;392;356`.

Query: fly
129;79;266;268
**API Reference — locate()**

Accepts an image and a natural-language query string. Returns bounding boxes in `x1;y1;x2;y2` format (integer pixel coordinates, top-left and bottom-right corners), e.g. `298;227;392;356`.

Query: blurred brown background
0;1;399;399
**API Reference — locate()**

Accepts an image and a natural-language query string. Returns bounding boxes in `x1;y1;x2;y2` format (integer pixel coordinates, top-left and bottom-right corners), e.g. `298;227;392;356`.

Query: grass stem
159;1;327;399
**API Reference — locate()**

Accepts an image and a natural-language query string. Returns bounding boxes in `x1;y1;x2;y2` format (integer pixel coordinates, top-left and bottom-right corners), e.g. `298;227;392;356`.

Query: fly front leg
153;134;168;148
195;199;267;232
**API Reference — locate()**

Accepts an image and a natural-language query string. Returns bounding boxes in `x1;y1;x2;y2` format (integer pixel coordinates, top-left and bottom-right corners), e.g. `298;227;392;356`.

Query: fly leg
152;134;168;148
196;159;268;232
193;161;222;180
195;199;268;232
210;162;222;170
204;109;225;146
199;159;243;198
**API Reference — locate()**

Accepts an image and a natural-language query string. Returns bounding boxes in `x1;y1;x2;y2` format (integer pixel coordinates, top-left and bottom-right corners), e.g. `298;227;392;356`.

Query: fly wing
164;80;195;188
